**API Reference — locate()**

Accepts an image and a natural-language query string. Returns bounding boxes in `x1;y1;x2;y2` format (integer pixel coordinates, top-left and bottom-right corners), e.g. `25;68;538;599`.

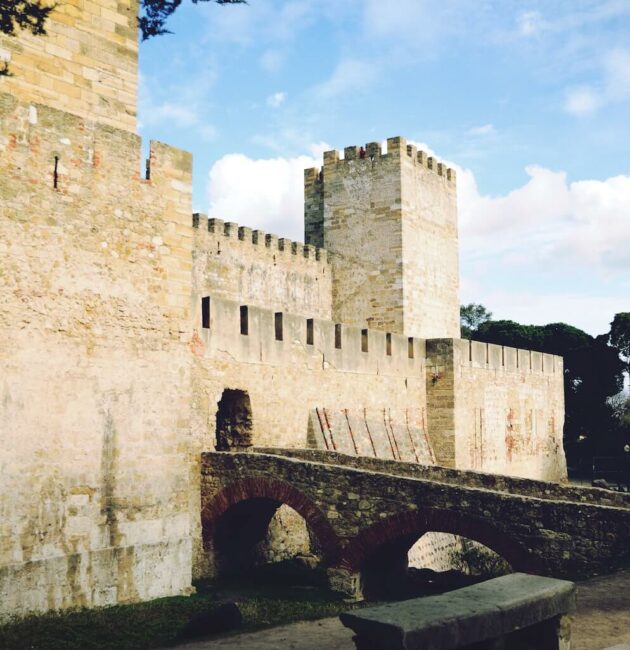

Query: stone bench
339;573;575;650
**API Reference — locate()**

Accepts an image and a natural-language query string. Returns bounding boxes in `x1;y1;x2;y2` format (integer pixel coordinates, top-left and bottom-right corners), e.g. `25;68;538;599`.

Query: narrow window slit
274;312;283;341
306;318;314;345
240;306;249;336
53;156;59;189
201;297;210;329
408;337;414;359
335;324;342;349
386;332;392;356
361;329;369;353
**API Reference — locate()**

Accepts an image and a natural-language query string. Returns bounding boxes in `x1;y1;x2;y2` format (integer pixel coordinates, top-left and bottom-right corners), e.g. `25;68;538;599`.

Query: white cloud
314;58;378;99
266;91;287;108
207;143;329;241
517;10;544;37
457;163;630;273
564;87;602;116
564;47;630;116
466;124;497;137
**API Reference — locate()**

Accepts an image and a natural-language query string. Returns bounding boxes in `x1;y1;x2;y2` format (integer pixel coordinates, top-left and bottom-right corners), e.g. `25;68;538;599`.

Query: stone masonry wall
0;0;138;132
188;295;428;576
0;91;193;620
425;339;566;481
305;137;459;339
193;215;331;318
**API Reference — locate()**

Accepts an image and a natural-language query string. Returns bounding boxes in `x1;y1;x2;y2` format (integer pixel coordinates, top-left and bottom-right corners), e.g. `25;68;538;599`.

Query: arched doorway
215;388;253;451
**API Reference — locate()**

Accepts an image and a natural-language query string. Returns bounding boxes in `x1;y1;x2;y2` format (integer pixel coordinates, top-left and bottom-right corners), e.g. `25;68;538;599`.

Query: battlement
193;213;327;263
198;295;424;377
454;339;562;376
319;136;456;185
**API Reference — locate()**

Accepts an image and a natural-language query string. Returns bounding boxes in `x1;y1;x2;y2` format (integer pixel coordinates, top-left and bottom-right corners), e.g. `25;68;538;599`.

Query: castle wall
193;216;332;319
0;92;193;620
426;339;566;482
189;296;428;576
0;0;138;131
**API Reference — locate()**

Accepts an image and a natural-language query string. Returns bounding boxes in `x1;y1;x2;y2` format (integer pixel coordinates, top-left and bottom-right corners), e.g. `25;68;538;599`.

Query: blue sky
138;0;630;336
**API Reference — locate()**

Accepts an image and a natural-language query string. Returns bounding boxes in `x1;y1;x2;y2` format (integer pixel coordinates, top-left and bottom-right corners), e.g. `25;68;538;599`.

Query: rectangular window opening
53;156;59;189
306;318;314;345
386;332;392;356
201;296;210;329
275;312;283;341
240;305;249;336
408;337;414;359
334;323;342;349
361;329;369;353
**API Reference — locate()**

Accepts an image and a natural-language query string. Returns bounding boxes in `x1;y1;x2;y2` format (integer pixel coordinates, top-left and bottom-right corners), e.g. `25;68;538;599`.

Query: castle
0;0;566;620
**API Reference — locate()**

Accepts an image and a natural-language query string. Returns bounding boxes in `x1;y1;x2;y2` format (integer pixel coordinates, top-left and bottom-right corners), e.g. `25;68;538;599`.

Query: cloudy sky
138;0;630;336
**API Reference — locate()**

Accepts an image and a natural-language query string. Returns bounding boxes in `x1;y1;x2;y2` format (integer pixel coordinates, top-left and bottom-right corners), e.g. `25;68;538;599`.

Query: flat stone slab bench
339;573;576;649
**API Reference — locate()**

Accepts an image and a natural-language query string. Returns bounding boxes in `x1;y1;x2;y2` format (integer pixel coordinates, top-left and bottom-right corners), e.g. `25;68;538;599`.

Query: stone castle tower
305;138;459;339
0;0;566;622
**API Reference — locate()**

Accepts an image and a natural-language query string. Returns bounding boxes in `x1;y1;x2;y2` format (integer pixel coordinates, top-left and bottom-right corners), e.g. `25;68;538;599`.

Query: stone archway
215;388;253;451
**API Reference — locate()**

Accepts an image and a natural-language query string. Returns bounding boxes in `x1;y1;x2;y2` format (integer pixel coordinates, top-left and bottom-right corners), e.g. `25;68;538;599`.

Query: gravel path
176;569;630;650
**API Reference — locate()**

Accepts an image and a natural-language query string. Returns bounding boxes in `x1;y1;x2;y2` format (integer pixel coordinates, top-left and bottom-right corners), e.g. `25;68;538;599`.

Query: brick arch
339;507;540;574
201;477;341;563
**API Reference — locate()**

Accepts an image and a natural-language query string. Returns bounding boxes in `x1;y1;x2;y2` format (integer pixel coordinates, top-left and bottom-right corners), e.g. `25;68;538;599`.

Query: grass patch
0;567;364;649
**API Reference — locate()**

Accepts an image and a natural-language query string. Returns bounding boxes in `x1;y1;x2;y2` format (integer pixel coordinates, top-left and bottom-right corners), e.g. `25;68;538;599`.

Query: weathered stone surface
339;573;575;650
201;452;630;583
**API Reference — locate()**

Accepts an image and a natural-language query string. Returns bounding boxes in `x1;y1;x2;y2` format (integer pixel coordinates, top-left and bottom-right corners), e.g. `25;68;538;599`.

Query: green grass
0;570;362;650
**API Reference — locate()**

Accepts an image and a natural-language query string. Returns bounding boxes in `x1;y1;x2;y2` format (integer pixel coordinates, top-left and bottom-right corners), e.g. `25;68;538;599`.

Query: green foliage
460;303;492;339
610;312;630;372
139;0;246;40
475;319;625;459
0;578;358;650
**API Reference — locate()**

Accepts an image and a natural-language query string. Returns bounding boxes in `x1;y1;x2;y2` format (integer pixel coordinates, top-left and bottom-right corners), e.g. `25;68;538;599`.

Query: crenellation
223;221;238;238
344;145;359;160
252;229;265;245
208;217;224;233
278;237;290;252
238;226;252;241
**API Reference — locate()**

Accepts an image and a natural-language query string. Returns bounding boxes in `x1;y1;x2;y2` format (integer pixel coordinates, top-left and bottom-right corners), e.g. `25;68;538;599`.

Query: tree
0;0;245;75
610;312;630;380
460;303;492;339
139;0;245;40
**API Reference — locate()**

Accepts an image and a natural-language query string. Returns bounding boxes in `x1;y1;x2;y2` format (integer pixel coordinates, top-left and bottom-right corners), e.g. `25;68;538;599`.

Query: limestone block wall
305;137;459;339
0;0;138;132
426;339;566;482
310;141;407;333
399;141;459;339
189;295;428;576
0;92;193;620
193;215;331;319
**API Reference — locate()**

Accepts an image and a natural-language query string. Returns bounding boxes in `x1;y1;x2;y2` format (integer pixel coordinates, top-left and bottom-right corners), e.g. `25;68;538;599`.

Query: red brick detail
339;508;540;573
201;477;341;563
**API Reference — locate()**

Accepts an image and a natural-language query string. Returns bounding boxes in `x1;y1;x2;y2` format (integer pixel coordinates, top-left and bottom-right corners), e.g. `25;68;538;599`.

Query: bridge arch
339;507;540;597
201;477;341;573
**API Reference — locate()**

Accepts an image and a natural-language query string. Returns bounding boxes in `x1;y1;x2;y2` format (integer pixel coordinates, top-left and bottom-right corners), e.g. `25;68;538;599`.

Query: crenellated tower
304;136;460;339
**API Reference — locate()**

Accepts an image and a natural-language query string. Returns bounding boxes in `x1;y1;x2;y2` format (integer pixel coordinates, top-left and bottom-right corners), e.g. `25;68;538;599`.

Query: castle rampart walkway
201;449;630;593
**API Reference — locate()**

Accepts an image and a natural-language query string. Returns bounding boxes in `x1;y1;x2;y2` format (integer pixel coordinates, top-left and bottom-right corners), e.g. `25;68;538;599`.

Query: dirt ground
176;569;630;650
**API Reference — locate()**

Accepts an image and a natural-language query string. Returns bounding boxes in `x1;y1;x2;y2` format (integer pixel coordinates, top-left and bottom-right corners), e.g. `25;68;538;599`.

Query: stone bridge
200;449;630;597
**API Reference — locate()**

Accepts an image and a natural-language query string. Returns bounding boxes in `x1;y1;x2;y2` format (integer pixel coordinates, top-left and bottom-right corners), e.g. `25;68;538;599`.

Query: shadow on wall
215;389;253;451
